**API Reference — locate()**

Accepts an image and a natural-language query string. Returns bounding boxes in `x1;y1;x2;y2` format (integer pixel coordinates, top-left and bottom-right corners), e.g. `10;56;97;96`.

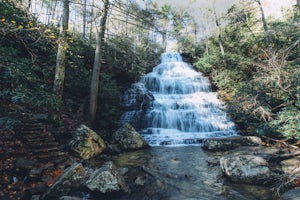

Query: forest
1;0;298;141
0;0;299;199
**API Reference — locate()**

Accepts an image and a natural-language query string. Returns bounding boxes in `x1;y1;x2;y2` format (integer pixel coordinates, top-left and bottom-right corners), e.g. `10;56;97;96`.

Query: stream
112;146;275;200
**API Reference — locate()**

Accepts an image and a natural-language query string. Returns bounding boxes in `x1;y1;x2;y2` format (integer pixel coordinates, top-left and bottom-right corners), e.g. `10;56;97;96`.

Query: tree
53;0;69;102
89;0;110;122
254;0;271;50
82;0;87;38
212;1;225;56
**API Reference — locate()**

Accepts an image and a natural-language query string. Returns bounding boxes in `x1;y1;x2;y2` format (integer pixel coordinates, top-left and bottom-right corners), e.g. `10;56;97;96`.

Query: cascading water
121;52;237;146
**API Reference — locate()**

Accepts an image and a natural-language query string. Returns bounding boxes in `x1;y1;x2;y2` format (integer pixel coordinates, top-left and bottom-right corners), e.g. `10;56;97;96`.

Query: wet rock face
86;161;129;193
123;82;154;110
43;163;86;199
68;125;106;160
202;136;262;151
220;154;271;185
113;123;149;151
120;82;154;129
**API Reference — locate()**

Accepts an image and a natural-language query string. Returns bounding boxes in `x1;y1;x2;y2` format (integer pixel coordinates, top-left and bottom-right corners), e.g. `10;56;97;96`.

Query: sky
151;0;296;19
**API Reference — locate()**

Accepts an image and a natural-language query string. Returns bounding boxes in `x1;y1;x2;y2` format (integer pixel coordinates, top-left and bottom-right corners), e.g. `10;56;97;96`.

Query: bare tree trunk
89;0;95;40
162;31;167;52
213;7;225;55
50;0;58;26
255;0;271;51
193;21;197;43
82;0;87;39
53;0;69;102
26;0;31;14
205;36;209;55
89;0;110;122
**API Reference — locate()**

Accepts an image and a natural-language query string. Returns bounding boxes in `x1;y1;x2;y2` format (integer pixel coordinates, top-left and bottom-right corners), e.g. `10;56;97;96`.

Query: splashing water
121;52;237;146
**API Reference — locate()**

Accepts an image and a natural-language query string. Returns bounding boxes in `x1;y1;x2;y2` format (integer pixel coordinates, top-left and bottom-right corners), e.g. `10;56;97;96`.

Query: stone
31;195;40;200
42;163;86;199
68;124;106;159
281;187;300;200
280;155;300;180
112;123;149;151
58;196;82;200
135;176;146;186
86;161;129;193
14;157;36;171
117;167;129;176
220;154;271;185
202;136;262;151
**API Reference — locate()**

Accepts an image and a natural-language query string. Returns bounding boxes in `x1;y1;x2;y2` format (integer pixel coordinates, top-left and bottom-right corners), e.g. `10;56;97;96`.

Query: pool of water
112;146;276;200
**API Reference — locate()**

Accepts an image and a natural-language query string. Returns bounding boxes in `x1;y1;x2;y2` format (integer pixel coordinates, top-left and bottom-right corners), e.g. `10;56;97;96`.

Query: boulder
68;124;106;159
86;161;129;193
281;187;300;200
220;154;271;185
113;123;149;151
202;136;261;151
42;163;86;199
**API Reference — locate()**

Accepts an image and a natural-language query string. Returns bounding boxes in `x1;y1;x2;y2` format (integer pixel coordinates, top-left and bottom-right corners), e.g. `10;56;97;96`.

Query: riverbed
110;146;276;200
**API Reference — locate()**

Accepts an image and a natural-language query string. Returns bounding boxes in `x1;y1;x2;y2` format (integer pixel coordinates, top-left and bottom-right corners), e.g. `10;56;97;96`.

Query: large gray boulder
68;124;106;160
113;123;149;151
202;136;262;151
86;161;129;193
42;163;86;199
220;154;271;185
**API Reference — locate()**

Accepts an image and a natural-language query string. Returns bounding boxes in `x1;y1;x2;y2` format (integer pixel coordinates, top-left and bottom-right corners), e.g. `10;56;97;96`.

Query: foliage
193;6;300;141
96;73;122;131
105;34;163;84
0;0;163;132
269;106;300;140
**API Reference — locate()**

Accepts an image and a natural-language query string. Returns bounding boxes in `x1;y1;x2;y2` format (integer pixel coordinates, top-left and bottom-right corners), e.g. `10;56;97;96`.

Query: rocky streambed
9;123;299;200
112;146;275;200
54;133;300;199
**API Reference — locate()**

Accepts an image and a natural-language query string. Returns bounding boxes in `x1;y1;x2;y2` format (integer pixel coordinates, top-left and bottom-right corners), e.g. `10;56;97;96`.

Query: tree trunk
213;8;225;55
50;0;58;26
53;0;69;102
82;0;87;39
162;31;167;52
26;0;31;14
89;0;110;123
89;0;95;40
255;0;271;51
297;0;300;11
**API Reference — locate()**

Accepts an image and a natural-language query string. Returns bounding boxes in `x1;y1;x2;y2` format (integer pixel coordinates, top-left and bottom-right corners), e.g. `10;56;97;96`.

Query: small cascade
121;52;237;146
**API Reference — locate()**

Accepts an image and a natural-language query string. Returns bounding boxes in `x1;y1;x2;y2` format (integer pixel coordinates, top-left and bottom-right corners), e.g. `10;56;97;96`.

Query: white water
123;52;237;146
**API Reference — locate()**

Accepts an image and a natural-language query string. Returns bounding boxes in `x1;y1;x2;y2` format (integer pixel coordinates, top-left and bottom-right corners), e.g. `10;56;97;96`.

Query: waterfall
121;52;237;146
